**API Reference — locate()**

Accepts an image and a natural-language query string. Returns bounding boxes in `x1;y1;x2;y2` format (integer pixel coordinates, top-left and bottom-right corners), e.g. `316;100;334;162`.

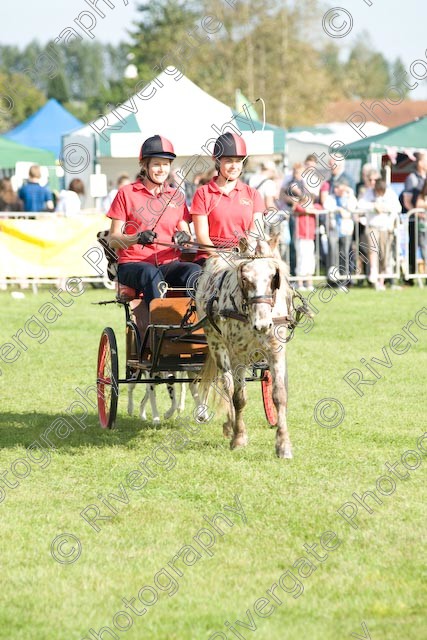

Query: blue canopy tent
4;99;82;157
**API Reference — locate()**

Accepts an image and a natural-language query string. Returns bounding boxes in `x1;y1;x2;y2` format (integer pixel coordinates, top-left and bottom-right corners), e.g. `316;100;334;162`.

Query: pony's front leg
211;350;234;438
230;366;248;450
216;369;234;438
270;354;291;458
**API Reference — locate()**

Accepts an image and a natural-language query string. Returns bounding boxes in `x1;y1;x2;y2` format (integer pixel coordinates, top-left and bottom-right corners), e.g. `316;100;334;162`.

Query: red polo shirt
191;178;265;247
107;180;190;265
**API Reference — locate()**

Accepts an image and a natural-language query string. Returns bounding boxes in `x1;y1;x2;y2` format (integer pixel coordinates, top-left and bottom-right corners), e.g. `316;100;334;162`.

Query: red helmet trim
231;133;247;157
158;136;175;155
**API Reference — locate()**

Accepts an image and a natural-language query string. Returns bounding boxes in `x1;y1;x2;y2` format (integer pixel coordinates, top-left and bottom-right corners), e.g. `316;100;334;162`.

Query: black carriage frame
95;286;276;429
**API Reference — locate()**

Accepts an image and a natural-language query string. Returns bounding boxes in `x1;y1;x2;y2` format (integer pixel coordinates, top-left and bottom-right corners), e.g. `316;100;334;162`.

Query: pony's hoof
276;445;293;459
231;435;248;450
152;416;161;424
197;408;210;423
222;423;232;438
164;410;174;420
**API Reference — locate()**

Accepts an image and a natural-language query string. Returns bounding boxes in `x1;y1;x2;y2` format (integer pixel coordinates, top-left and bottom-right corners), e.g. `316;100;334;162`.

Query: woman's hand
173;230;191;245
137;230;157;245
109;218;148;249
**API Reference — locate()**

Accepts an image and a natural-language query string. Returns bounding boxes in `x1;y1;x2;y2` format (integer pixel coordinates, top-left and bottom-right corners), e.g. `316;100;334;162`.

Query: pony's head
237;257;282;333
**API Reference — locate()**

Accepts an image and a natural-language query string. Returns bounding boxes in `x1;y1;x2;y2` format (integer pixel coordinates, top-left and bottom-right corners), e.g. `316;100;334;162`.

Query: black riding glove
173;230;191;245
137;230;157;245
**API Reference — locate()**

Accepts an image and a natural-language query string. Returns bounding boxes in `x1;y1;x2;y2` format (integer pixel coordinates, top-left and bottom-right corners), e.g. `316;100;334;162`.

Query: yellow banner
0;214;109;278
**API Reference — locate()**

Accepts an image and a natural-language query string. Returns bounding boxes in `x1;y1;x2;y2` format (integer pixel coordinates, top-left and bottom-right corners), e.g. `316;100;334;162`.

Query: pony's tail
198;352;227;413
198;351;217;404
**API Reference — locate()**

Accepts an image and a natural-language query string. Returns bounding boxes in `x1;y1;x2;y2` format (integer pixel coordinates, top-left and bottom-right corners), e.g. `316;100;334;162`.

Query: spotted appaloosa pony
196;233;308;458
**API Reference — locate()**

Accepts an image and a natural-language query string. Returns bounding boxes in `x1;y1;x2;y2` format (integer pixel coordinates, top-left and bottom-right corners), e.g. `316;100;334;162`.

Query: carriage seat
149;298;208;356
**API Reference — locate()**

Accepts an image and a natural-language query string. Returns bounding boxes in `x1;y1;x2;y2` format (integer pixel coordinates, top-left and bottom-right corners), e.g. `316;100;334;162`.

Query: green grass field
0;285;426;640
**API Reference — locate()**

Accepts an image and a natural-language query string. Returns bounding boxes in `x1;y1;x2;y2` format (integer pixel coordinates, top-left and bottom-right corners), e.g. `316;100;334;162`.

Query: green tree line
0;0;408;133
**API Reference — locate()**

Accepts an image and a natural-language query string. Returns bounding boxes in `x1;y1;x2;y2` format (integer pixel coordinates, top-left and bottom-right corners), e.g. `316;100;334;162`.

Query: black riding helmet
139;135;176;161
213;132;247;159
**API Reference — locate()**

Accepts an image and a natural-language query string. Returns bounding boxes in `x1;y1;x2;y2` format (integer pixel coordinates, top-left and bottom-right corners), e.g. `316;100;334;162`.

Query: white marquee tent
63;70;286;193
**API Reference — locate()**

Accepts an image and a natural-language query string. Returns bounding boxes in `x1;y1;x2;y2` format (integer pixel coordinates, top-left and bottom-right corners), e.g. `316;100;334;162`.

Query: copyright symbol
59;143;91;174
186;271;218;301
186;270;202;300
50;533;82;564
322;7;353;38
314;397;345;429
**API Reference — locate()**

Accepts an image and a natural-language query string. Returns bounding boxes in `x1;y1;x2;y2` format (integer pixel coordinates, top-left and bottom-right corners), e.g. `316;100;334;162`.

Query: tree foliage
0;2;405;131
0;73;46;132
47;72;69;104
128;0;397;127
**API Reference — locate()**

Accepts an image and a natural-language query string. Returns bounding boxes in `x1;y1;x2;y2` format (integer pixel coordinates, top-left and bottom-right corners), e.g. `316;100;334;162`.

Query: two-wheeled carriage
95;281;279;430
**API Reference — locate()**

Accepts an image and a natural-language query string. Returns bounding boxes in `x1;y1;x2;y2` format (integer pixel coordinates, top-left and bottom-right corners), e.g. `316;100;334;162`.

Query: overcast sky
1;0;426;100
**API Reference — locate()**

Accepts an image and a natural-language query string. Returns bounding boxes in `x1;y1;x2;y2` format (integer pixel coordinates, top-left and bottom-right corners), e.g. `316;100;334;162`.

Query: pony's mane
238;238;290;279
205;233;290;281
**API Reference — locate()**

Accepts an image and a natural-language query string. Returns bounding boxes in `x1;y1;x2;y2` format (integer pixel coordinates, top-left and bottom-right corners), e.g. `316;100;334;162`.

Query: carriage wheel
97;327;119;429
261;370;277;426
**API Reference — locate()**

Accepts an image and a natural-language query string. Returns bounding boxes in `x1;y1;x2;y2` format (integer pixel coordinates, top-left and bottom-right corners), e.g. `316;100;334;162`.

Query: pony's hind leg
178;374;187;414
148;376;161;423
164;373;179;420
128;380;136;416
139;374;150;421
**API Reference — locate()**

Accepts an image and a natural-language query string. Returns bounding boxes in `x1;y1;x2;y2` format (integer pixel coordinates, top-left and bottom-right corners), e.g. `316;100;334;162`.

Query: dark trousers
338;235;353;275
118;260;201;304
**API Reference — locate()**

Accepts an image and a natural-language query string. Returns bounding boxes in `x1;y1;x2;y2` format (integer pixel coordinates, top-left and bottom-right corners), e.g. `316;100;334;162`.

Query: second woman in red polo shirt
190;133;265;260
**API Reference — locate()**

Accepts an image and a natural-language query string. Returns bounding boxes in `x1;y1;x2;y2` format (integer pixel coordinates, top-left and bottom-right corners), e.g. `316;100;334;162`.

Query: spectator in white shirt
102;174;131;213
55;179;85;216
358;179;401;289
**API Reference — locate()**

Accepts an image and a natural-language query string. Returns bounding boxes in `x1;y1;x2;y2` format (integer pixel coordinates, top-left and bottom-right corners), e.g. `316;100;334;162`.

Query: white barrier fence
278;208;426;286
0;209;426;291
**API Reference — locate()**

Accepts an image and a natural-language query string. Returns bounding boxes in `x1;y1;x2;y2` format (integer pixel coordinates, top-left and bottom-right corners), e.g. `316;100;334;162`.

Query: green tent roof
0;136;56;168
341;115;427;160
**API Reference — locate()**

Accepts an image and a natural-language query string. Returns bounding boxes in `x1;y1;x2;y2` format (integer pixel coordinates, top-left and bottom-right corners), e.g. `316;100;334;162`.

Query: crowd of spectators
1;153;426;289
241;151;426;290
0;165;86;217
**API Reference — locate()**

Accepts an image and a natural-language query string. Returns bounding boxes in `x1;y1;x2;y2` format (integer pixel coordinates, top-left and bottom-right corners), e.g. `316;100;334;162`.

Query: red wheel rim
97;330;118;429
261;370;277;426
97;333;109;428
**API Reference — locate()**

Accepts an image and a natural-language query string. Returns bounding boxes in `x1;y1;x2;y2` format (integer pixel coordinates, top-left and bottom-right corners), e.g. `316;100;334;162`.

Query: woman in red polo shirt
191;133;265;259
107;135;200;304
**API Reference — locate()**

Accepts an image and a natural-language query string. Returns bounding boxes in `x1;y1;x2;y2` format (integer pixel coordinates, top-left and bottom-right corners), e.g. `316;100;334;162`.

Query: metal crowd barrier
1;209;426;292
403;209;427;285
276;208;402;284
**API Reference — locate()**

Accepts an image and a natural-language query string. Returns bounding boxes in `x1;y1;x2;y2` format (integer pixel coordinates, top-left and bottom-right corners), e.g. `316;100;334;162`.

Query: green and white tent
0;136;56;169
341;115;427;163
63;71;286;183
